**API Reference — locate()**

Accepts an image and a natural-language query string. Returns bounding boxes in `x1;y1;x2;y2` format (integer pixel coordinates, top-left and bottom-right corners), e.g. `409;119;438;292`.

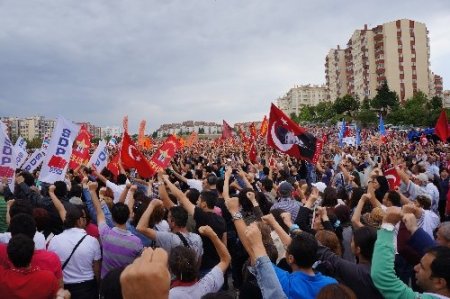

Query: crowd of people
1;125;450;299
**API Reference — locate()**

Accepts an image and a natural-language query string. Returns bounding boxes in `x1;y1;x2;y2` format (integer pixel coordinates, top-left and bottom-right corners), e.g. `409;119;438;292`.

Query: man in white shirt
48;205;101;299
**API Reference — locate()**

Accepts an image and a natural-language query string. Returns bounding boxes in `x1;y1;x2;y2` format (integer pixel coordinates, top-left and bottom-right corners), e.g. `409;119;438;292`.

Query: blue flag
379;114;386;136
338;119;346;147
356;125;361;145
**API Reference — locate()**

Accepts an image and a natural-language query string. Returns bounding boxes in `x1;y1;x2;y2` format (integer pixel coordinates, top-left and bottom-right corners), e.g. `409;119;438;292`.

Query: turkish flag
384;167;401;190
121;132;154;178
435;109;449;142
222;120;233;139
107;153;120;177
148;135;181;174
267;103;322;164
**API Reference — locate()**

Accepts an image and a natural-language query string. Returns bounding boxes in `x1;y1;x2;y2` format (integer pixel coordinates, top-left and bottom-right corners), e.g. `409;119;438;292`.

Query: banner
267;103;322;164
38;117;80;184
21;149;45;173
259;115;268;138
0;123;16;192
14;137;28;169
222;120;233;139
69;125;92;170
185;132;198;147
107;153;120;177
148;135;181;175
88;140;108;172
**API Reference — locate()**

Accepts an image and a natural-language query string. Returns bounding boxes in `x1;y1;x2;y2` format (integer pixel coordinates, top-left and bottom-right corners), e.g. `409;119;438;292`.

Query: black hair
169;246;198;282
287;233;318;268
427;246;450;291
263;166;270;176
374;176;389;202
7;234;35;268
416;195;432;210
111;203;130;225
261;178;274;192
9;213;37;238
20;171;35;187
199;190;217;209
117;174;127;185
68;183;83;198
9;199;33;218
216;178;224;194
64;205;83;229
202;292;234;299
169;206;188;227
353;226;377;261
54;181;68;198
349;187;365;209
186;188;200;205
238;188;255;213
270;209;290;233
195;169;203;180
206;174;217;186
322;187;338;207
386;191;401;207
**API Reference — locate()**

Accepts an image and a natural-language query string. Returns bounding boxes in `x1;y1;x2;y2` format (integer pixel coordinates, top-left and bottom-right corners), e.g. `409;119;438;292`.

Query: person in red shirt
0;213;63;286
0;234;60;299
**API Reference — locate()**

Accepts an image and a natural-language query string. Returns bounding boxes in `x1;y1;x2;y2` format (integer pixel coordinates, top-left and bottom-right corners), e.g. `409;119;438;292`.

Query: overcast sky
0;0;449;132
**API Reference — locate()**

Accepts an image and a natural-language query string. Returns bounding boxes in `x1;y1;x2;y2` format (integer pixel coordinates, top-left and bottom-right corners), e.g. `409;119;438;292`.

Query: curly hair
169;246;198;282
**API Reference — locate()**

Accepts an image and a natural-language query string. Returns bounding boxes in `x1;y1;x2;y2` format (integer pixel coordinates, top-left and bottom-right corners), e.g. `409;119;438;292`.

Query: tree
315;101;336;123
370;81;399;114
198;128;205;134
26;137;43;149
355;109;377;127
429;96;443;111
401;91;430;126
298;106;315;122
333;94;360;116
152;131;158;138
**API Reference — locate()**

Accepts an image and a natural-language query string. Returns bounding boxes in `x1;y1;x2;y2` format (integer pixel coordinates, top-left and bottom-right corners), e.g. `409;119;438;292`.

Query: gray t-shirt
155;231;203;260
169;266;224;299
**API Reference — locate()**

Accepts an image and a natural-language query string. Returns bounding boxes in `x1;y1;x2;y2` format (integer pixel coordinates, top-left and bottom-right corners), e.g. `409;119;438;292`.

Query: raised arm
118;183;131;204
88;181;105;225
157;173;175;209
223;166;232;200
162;175;194;215
198;225;231;272
351;194;368;229
237;168;254;190
136;199;162;240
171;169;188;184
262;213;292;248
48;185;67;221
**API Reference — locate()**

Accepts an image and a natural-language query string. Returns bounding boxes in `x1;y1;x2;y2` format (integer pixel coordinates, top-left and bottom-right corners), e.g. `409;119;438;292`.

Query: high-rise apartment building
0;116;55;140
277;84;327;116
325;46;348;101
326;19;442;102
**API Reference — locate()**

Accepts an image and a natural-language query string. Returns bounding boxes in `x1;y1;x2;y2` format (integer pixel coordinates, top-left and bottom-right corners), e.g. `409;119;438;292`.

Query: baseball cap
278;182;294;197
413;173;428;183
311;182;327;193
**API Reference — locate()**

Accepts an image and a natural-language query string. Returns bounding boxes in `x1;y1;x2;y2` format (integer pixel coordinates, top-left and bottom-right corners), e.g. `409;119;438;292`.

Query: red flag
185;132;198;147
267;103;322;164
107;153;120;177
384;167;401;190
259;116;268;138
249;122;257;141
222;120;233;139
435;110;449;142
148;135;181;174
248;142;257;163
121;132;154;178
69;125;92;170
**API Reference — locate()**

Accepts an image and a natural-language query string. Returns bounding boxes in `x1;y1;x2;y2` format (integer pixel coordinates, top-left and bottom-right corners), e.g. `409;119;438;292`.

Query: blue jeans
251;256;287;299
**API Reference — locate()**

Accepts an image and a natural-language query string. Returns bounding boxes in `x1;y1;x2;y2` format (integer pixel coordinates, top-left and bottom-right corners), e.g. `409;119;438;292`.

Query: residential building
0;116;55;140
76;122;102;139
443;90;450;108
326;19;443;102
277;84;328;116
156;121;222;138
101;126;123;138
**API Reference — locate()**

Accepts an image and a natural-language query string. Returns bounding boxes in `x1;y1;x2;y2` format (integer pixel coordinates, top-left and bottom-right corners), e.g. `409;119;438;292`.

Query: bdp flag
0;122;17;192
384;167;401;190
88;140;108;172
435;109;449;142
259;115;268;138
39;116;80;184
338;119;346;147
69;125;92;170
267;103;322;164
14;137;28;168
121;132;154;178
21;149;45;173
222;120;233;139
107;153;120;177
379;114;386;136
148;135;181;175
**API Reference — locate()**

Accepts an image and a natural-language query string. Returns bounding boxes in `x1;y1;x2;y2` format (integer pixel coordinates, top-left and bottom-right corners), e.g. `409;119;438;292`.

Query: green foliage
198;128;205;134
26;137;43;149
91;137;101;144
298;106;315;122
315;101;336;123
355;109;377;127
370;81;399;112
429;96;443;110
152;131;158;138
333;94;360;116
